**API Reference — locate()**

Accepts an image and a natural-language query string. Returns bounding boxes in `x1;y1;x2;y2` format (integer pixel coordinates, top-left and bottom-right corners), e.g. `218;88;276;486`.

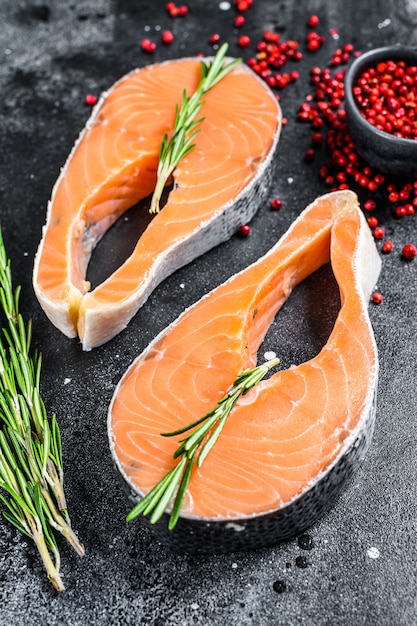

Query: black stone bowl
345;45;417;176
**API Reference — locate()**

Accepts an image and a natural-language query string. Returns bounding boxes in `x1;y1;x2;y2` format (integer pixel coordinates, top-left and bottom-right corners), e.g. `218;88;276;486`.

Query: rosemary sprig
127;357;280;530
149;42;241;214
0;228;84;591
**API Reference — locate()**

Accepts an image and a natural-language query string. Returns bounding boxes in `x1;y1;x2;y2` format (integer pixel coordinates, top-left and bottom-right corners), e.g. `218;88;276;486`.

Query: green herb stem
0;227;85;591
127;357;280;530
149;43;241;214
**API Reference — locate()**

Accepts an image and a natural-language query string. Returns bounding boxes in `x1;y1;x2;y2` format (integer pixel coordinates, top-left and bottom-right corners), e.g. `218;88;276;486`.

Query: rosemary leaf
149;43;241;214
149;457;187;524
168;456;194;530
197;413;228;468
0;227;85;591
127;357;280;529
2;507;32;538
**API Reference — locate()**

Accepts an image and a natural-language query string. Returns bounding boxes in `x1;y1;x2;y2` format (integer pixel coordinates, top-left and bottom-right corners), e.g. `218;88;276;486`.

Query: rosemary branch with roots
149;42;242;214
127;357;280;530
0;228;84;592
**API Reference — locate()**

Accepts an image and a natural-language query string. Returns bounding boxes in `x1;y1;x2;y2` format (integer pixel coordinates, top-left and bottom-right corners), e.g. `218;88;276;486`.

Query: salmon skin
108;190;381;553
32;56;281;350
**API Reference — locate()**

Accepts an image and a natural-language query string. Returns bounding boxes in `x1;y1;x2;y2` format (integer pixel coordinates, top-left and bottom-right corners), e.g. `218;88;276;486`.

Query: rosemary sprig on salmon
126;357;280;529
149;42;241;214
0;229;84;591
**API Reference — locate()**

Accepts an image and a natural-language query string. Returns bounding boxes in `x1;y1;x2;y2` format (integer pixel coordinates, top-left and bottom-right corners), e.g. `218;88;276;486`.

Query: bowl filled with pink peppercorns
345;45;417;177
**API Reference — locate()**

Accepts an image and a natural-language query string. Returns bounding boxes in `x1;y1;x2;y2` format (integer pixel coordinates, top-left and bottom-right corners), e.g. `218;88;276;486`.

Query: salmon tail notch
32;51;282;350
108;189;382;554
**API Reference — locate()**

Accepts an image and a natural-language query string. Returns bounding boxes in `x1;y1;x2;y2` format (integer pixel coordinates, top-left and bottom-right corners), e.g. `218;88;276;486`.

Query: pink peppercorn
209;33;221;44
234;15;245;27
85;94;97;106
238;35;251;47
239;224;251;236
371;291;383;304
402;243;417;259
177;5;189;16
161;30;174;44
308;15;320;27
363;199;376;211
141;39;156;52
236;0;250;11
270;198;283;210
373;226;385;239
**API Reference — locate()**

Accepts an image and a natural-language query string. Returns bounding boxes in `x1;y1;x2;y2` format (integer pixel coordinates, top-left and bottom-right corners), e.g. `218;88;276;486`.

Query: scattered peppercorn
402;243;417;260
364;199;376;211
371;291;383;304
141;39;156;52
209;33;221;44
161;30;174;44
238;35;251;47
304;148;316;162
271;198;283;210
306;31;325;52
382;240;394;253
166;2;188;17
239;224;251;236
179;5;188;15
373;226;385;239
236;0;251;11
307;15;320;27
85;94;97;106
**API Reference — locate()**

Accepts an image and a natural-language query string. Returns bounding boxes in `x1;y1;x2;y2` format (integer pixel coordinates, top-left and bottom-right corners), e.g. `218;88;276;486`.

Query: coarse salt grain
367;547;380;559
377;18;391;28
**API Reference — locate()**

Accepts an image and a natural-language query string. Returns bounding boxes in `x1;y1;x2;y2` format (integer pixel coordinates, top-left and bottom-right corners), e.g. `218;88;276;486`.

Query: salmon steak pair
32;54;381;551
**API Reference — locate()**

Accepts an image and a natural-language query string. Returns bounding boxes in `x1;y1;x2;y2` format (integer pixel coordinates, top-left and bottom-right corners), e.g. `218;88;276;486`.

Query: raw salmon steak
32;56;281;350
108;190;381;553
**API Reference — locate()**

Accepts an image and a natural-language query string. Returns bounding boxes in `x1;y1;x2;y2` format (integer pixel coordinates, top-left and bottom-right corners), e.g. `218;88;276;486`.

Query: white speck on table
367;547;380;559
378;18;391;28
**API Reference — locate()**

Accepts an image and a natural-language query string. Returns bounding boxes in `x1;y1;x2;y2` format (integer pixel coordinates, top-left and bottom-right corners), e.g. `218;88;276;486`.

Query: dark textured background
0;1;416;624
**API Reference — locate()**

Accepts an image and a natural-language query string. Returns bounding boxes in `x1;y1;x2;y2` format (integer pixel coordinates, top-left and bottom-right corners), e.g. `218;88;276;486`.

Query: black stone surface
0;1;416;625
